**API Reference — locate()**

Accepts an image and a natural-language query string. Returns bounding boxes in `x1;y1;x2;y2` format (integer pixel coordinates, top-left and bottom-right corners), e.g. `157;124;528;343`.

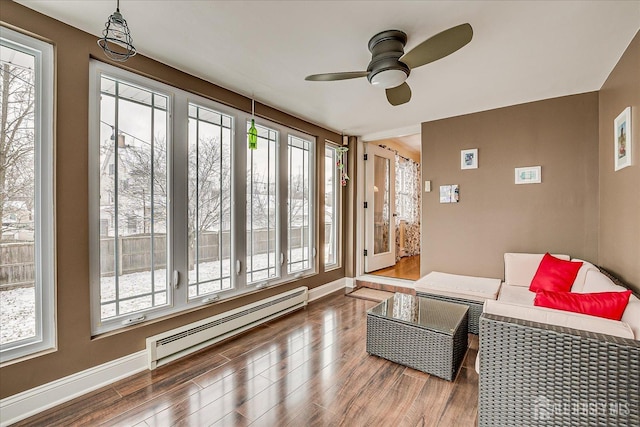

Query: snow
0;248;317;343
0;286;35;345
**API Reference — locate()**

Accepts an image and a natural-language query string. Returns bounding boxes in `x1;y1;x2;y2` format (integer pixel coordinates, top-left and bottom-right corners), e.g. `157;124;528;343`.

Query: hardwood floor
14;291;478;427
370;255;421;281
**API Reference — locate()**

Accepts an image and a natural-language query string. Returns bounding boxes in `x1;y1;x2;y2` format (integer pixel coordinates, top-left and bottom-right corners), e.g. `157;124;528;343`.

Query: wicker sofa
478;253;640;426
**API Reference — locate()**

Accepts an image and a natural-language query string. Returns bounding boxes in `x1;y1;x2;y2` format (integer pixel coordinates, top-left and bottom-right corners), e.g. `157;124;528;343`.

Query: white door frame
364;143;396;272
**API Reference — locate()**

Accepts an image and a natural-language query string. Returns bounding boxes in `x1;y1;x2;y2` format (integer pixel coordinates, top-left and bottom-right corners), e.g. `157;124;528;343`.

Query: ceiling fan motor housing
367;30;410;89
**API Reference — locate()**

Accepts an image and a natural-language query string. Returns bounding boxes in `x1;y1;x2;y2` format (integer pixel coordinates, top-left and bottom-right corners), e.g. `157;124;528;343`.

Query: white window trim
0;27;55;364
89;60;179;335
89;60;317;336
285;132;316;278
324;141;342;271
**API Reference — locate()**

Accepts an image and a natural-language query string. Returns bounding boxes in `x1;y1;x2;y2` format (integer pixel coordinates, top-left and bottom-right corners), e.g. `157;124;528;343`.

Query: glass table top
367;293;468;335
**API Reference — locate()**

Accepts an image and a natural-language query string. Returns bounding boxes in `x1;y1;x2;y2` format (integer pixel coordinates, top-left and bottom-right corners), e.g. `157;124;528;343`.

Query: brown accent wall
421;93;600;279
598;31;640;292
0;1;344;398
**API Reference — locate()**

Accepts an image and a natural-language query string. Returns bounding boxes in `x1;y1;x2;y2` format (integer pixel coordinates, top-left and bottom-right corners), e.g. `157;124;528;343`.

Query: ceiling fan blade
305;71;368;81
386;82;411;106
401;23;473;69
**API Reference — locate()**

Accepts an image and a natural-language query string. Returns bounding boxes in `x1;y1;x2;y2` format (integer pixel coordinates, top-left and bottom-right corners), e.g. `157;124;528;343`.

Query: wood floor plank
145;373;272;426
11;386;121;427
434;367;479;426
100;381;202;427
359;371;428;426
13;291;479;426
321;358;407;426
112;350;228;397
209;410;250;427
399;373;457;427
282;403;337;427
242;354;348;427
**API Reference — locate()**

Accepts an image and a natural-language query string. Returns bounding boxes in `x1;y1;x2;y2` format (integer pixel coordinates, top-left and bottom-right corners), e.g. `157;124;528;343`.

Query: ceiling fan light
370;69;407;89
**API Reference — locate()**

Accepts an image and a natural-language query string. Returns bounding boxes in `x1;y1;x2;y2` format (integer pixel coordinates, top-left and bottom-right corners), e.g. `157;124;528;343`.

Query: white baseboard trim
1;278;348;426
0;350;147;427
308;278;346;302
344;277;356;289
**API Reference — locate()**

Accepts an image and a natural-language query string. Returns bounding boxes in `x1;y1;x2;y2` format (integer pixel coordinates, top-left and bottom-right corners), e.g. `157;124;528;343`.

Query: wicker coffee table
366;293;468;381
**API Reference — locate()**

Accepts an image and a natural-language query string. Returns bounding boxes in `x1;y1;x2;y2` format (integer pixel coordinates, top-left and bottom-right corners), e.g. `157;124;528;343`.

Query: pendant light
248;99;258;150
98;0;137;62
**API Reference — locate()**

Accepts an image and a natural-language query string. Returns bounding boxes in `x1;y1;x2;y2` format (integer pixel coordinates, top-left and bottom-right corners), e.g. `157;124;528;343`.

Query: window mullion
113;80;121;317
150;92;155;308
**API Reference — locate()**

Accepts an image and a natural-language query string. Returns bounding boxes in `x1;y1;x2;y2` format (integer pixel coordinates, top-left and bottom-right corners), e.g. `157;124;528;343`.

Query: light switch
424;180;431;192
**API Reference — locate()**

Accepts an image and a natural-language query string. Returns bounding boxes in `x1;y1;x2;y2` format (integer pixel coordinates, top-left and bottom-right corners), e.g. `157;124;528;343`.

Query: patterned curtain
378;145;421;260
395;156;421;260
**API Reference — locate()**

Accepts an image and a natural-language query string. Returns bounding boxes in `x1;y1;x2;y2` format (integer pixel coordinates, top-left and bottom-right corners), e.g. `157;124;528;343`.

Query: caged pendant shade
97;0;137;62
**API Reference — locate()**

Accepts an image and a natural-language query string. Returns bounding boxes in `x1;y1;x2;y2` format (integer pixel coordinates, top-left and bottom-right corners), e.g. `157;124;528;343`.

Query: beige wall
372;138;421;163
0;1;345;398
598;31;640;292
421;93;600;279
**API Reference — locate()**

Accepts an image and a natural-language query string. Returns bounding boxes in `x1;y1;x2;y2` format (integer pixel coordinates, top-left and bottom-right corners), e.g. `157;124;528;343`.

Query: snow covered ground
1;248;316;344
0;287;35;345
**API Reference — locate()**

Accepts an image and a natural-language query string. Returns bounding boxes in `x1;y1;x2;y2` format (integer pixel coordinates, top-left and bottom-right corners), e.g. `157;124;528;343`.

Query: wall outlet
424;180;431;192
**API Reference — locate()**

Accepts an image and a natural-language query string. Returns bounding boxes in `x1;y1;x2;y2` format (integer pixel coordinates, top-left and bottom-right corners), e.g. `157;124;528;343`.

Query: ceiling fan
305;23;473;106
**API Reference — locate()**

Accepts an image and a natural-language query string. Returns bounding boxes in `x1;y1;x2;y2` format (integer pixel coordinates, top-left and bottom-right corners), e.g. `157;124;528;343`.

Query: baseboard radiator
146;286;308;370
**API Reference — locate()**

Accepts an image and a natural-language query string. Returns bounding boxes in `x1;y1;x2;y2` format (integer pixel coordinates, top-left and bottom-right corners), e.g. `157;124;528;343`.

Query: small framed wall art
439;185;459;203
461;148;478;169
614;107;632;171
515;166;541;184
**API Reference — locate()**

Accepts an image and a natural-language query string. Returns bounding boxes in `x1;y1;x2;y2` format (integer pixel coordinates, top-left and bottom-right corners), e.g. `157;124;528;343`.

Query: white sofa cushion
580;269;627;293
484;299;635;339
576;270;640;340
622;295;640;340
498;284;536;306
504;253;570;287
415;271;502;302
569;259;599;293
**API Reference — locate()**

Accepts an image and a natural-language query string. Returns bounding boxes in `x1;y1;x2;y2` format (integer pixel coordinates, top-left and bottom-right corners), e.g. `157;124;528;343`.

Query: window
0;27;55;363
287;135;313;274
324;143;340;269
94;73;170;325
396;157;417;222
188;103;233;298
90;61;316;334
246;122;279;284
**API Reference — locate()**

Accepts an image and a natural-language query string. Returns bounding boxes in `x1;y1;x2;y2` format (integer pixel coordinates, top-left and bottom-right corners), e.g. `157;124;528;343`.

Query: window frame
89;60;176;334
286;133;316;277
0;27;55;363
186;101;235;300
89;61;317;336
323;142;341;271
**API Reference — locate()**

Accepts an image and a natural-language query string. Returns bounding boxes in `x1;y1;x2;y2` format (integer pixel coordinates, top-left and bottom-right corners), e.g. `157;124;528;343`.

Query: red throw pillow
529;253;583;292
534;289;632;320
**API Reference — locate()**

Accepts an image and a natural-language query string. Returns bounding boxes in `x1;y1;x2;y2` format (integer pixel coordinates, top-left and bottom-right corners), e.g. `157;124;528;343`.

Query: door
364;144;396;272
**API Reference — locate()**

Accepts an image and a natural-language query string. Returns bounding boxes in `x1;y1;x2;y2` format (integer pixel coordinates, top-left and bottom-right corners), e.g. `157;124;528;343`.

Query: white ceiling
17;1;640;141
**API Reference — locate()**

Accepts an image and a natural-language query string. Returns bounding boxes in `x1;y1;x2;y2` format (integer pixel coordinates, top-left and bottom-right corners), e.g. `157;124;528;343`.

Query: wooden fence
0;225;320;290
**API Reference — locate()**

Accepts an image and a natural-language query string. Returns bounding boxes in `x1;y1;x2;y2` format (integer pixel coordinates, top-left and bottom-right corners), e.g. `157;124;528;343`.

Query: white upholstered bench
415;271;502;334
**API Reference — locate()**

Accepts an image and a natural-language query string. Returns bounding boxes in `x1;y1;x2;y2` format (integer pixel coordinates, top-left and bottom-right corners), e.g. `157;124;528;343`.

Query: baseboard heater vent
146;286;308;369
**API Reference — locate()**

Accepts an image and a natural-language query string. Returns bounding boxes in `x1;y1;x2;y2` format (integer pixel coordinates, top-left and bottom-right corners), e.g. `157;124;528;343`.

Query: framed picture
461;148;478;169
614;107;632;171
439;185;459;203
515;166;541;184
439;185;452;203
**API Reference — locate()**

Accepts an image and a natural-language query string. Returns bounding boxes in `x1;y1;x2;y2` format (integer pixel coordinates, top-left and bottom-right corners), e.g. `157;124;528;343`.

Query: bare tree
0;61;35;241
187;134;232;265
